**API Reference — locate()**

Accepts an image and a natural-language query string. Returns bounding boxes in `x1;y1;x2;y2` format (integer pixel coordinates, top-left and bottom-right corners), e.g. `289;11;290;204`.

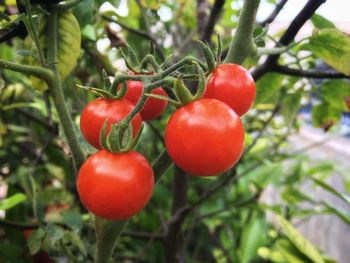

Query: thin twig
252;0;328;80
258;0;288;26
201;0;226;42
274;65;349;79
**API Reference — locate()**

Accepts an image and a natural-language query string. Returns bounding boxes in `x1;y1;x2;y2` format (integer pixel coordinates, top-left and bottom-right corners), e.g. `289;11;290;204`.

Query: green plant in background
0;0;350;262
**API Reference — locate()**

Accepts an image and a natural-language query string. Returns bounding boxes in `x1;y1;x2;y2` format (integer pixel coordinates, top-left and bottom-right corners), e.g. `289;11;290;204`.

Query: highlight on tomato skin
204;63;256;116
122;79;168;121
165;98;245;177
77;150;154;220
79;98;143;149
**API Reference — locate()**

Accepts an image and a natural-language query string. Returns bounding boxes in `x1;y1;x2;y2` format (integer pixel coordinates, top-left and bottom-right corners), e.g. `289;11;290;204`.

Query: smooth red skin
165;99;245;177
124;80;168;121
77;150;154;220
204;64;256;116
80;98;142;149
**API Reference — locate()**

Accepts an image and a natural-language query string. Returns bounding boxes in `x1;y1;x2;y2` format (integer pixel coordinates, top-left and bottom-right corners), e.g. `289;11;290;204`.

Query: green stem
224;0;260;64
123;78;174;124
140;54;161;72
46;8;85;170
153;150;173;182
23;0;46;66
95;218;128;263
0;59;52;80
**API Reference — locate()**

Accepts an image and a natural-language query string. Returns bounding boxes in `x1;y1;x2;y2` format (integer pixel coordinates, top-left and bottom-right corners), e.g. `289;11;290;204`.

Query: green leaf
27;228;46;255
276;239;312;263
0;193;27;210
311;103;342;128
311;14;336;29
81;24;96;41
255;73;284;105
240;213;267;263
61;211;84;229
277;216;325;263
320;80;350;111
45;224;65;247
311;177;350;206
31;11;81;91
73;0;94;28
322;202;350;226
306;29;350;75
281;89;303;128
249;162;283;188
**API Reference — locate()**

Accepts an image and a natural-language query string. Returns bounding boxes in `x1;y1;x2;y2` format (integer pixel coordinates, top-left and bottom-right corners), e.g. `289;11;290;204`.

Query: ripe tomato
80;98;142;149
204;64;256;116
77;150;154;220
123;79;168;121
165;99;244;176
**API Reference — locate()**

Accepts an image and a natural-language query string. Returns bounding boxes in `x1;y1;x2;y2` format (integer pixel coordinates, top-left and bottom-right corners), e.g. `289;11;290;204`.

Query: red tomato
123;79;168;121
80;98;142;149
165;99;244;176
204;64;256;116
77;150;154;220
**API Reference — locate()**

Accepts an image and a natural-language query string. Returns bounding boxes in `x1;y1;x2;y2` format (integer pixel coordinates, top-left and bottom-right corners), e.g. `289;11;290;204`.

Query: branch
0;220;38;229
200;0;225;42
252;0;327;80
46;8;86;170
101;15;165;60
273;65;349;79
258;0;288;27
165;167;189;263
197;0;209;34
0;59;52;80
199;192;261;219
224;0;260;64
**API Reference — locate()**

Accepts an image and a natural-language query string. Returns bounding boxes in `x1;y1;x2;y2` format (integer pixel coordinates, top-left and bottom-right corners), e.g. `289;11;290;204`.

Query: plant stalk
46;8;85;170
224;0;260;64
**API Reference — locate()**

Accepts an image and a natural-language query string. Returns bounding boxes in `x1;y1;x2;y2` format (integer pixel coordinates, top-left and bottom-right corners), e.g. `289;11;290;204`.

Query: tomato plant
165;99;245;176
1;0;348;262
123;79;168;121
204;64;256;116
80;98;142;149
77;150;154;220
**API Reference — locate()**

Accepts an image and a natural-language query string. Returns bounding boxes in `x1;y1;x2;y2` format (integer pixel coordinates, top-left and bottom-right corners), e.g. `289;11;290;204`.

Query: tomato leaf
311;14;336;29
31;11;81;91
255;73;284;105
305;29;350;75
311;103;342;128
240;213;267;263
27;228;46;255
277;216;325;263
0;193;27;210
310;177;350;207
319;80;350;111
276;239;312;263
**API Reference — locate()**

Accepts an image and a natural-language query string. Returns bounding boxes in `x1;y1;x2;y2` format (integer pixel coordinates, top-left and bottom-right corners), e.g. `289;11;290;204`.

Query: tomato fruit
123;79;168;121
204;63;256;116
80;98;142;149
77;150;154;220
165;99;244;176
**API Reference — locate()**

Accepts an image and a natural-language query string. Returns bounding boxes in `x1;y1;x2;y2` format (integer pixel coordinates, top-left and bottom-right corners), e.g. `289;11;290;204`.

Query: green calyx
100;120;144;153
174;62;207;106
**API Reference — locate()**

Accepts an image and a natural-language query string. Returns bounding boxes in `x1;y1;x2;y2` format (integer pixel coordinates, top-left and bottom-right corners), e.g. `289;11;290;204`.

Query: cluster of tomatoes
77;63;256;221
